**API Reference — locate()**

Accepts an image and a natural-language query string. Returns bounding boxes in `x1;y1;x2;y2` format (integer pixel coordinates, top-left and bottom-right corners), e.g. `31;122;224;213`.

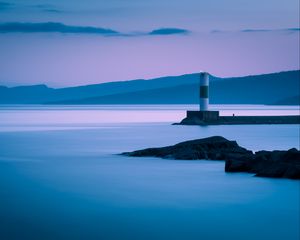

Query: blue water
0;105;299;240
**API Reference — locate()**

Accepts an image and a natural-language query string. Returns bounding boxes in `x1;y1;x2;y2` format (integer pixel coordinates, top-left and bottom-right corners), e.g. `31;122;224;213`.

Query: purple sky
0;0;299;87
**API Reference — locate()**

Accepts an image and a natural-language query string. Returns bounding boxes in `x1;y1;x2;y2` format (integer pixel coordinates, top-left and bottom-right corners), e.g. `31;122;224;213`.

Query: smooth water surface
0;105;299;240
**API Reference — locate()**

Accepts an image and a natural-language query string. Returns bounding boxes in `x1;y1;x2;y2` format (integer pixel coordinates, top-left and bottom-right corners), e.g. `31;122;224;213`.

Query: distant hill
0;70;299;105
0;74;209;104
48;84;198;104
272;95;300;105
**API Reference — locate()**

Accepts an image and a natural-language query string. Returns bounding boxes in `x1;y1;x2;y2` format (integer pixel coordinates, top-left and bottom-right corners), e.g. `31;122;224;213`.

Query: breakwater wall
178;111;300;125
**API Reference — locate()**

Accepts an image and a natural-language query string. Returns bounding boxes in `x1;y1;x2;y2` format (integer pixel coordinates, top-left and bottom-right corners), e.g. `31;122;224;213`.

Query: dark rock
122;136;252;160
224;153;254;172
250;149;300;179
122;136;300;180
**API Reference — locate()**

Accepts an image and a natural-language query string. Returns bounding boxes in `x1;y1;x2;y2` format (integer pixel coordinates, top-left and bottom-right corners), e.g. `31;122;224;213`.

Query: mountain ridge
0;70;299;105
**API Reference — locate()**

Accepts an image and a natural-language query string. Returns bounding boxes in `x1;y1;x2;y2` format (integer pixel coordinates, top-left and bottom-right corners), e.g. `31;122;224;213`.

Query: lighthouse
199;72;209;111
185;71;219;123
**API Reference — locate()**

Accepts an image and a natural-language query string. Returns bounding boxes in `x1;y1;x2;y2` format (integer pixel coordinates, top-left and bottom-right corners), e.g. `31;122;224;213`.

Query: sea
0;104;299;240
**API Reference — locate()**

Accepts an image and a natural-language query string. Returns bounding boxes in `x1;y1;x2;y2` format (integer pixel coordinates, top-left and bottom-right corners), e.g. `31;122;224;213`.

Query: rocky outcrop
122;136;300;179
225;148;300;179
122;136;252;160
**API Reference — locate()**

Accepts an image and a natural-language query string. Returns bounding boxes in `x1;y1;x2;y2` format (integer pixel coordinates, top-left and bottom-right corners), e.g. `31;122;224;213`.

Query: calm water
0;105;299;240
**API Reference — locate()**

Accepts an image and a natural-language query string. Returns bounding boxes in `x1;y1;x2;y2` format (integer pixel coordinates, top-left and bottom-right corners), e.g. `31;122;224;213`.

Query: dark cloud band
212;28;300;34
0;22;119;35
0;22;191;36
242;28;300;32
0;1;14;10
149;28;190;35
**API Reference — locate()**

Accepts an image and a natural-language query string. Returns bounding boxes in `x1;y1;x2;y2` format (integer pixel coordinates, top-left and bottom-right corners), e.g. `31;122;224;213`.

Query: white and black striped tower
185;71;218;123
199;72;209;111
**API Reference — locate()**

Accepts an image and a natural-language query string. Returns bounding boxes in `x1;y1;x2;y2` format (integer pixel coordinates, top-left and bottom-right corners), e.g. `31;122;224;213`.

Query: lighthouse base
186;111;219;123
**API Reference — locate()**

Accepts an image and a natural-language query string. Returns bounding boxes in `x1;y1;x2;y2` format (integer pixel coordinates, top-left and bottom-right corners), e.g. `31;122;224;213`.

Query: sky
0;0;299;87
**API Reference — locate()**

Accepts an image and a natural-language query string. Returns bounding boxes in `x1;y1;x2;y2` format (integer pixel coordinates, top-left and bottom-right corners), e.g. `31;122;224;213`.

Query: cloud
243;28;300;33
241;28;300;34
286;28;300;31
241;29;270;33
42;9;62;13
0;22;192;37
211;28;300;34
149;28;190;35
0;22;119;35
0;2;62;13
0;1;14;11
32;4;63;13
